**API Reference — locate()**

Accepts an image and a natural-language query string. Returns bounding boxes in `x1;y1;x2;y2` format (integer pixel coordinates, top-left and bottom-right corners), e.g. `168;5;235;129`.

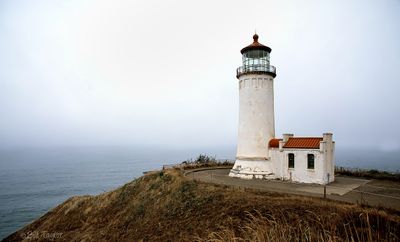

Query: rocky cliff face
3;169;400;241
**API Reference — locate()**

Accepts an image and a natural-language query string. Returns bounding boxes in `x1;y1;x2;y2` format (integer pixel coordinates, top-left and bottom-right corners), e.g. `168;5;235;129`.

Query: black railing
236;64;276;77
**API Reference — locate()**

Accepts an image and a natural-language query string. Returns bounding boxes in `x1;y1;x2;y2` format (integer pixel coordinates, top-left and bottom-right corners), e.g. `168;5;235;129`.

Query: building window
288;153;294;168
307;154;315;169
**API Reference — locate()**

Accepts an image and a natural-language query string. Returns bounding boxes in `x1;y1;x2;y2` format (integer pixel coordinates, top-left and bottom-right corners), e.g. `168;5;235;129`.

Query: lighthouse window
243;50;270;69
288;153;295;168
307;154;315;169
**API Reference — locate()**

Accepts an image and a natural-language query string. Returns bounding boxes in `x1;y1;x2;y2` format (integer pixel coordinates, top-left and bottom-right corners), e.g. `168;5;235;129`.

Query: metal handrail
237;64;276;76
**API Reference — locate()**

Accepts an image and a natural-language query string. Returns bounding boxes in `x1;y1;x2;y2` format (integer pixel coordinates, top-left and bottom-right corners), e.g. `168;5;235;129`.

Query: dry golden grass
3;168;400;242
203;208;399;241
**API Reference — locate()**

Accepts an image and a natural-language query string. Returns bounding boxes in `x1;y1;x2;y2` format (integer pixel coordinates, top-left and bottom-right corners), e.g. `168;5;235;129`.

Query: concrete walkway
185;168;400;211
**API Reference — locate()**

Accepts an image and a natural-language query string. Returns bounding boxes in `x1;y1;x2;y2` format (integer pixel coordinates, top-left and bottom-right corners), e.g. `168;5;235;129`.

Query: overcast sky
0;0;399;150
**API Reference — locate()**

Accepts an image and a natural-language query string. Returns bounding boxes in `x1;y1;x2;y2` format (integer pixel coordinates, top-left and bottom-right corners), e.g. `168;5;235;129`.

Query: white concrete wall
232;146;334;184
236;74;275;159
331;142;335;181
269;148;284;178
279;149;326;184
269;133;336;184
321;133;335;183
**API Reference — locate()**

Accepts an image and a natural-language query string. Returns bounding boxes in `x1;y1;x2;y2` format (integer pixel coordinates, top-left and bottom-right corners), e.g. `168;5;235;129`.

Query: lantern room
236;34;276;78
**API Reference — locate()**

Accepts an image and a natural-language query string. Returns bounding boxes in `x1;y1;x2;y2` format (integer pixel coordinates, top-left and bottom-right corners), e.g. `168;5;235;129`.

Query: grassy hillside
3;169;400;241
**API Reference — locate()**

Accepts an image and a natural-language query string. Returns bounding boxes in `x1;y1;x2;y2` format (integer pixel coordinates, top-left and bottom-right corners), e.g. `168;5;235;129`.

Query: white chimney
323;133;333;143
282;133;294;142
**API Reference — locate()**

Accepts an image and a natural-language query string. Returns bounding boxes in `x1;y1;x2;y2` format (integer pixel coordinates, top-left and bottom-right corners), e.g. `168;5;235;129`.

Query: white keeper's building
229;34;335;185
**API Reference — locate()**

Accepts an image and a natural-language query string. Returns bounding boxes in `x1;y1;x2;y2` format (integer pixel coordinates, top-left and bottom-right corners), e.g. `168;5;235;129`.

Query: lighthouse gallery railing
236;64;276;77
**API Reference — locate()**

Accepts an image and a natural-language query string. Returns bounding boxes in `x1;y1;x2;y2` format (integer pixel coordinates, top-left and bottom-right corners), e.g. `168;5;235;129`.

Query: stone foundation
229;159;276;180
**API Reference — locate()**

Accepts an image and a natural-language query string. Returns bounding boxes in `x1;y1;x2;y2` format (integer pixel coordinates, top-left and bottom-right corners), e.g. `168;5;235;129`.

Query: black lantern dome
240;34;271;54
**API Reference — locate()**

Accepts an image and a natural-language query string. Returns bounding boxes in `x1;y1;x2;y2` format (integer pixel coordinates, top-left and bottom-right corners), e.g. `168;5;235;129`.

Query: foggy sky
1;0;399;150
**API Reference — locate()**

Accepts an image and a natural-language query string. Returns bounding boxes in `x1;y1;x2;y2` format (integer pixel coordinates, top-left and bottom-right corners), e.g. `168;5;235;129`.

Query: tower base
229;159;275;180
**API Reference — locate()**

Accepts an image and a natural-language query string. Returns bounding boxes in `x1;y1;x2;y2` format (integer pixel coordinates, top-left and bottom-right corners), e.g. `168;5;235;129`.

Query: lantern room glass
242;50;270;68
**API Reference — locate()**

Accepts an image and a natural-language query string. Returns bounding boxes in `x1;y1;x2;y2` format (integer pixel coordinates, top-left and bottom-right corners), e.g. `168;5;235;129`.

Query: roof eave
240;45;271;54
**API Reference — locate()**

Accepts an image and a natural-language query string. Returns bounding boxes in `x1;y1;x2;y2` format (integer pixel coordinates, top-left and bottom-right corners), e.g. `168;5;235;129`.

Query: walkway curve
184;167;400;211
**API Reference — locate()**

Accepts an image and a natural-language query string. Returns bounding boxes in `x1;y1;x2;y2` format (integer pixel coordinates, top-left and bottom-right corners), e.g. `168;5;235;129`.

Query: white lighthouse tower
229;34;277;179
229;34;335;184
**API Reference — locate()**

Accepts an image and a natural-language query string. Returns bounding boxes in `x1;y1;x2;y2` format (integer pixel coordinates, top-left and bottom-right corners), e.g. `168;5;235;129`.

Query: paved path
185;168;400;211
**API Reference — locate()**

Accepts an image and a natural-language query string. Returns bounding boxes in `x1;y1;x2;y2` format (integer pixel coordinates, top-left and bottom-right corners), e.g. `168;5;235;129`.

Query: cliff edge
3;169;400;241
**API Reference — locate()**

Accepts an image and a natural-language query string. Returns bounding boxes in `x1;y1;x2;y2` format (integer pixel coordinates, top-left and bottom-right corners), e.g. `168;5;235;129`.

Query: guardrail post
360;186;364;205
324;185;326;199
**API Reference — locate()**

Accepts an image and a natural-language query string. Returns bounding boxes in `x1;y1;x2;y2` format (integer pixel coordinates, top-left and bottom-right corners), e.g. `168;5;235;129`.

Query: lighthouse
229;34;277;179
229;34;335;184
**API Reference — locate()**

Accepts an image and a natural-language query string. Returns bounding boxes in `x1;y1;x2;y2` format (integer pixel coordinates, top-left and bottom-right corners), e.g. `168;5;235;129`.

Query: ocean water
0;146;235;239
0;146;399;239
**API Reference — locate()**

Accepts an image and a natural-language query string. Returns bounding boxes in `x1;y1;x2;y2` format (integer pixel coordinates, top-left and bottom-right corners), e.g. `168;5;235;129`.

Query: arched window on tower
307;154;315;169
288;153;295;168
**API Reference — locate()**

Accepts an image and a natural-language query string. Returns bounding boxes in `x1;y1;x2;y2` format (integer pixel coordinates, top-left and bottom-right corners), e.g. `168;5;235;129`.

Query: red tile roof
269;138;282;148
283;137;322;149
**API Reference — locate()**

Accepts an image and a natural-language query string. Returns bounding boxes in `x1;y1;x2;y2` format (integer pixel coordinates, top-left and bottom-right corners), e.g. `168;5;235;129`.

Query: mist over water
335;147;400;172
0;145;399;239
